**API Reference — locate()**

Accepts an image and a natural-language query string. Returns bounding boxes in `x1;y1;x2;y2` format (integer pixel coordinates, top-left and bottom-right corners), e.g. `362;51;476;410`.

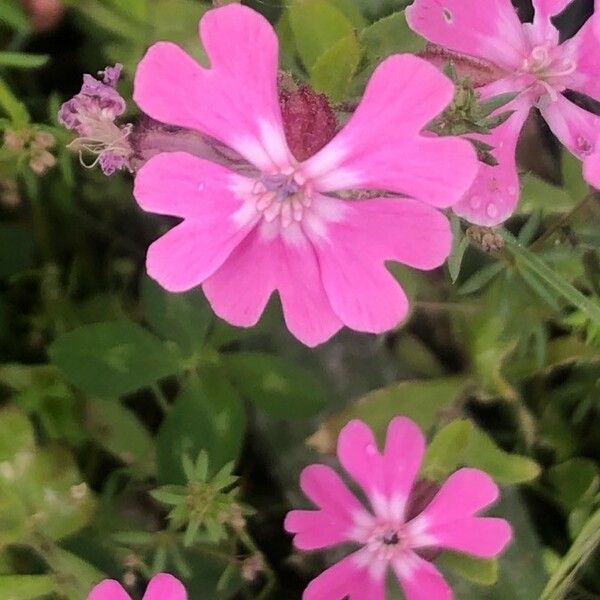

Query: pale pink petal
530;0;572;41
421;517;513;558
539;94;600;158
143;574;187;600
134;5;290;171
584;149;600;188
134;153;246;219
532;0;572;16
406;0;527;69
454;82;532;226
393;552;452;600
301;55;478;208
337;420;423;518
87;581;131;600
145;215;257;293
561;15;600;103
284;464;368;550
205;224;342;345
304;552;386;600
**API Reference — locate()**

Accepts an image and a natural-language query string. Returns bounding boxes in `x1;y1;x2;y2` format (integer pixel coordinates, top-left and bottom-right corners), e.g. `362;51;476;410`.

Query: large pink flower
88;573;186;600
584;133;600;188
133;5;477;347
285;417;512;600
407;0;600;226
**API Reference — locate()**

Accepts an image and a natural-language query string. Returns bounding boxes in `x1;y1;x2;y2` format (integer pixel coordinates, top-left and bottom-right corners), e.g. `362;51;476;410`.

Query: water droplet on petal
198;182;205;191
470;195;482;209
486;203;499;219
366;444;377;456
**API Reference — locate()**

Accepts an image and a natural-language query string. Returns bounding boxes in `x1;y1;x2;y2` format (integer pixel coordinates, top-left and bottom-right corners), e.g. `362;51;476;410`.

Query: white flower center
521;44;577;99
252;172;313;228
365;522;411;563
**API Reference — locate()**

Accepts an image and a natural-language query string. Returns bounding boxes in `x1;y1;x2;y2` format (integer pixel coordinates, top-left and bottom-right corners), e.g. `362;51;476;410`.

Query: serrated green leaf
310;33;362;101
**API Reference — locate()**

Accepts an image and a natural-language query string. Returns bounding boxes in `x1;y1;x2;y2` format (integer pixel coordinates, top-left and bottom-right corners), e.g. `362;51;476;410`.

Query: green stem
530;193;594;251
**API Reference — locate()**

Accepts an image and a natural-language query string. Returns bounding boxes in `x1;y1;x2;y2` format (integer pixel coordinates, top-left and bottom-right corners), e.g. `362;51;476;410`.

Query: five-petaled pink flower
132;4;477;347
87;573;186;600
407;0;600;226
285;417;512;599
584;132;600;189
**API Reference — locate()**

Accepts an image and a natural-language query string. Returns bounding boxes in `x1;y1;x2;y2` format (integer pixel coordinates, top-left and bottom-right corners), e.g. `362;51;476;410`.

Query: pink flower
132;5;477;347
87;573;186;600
285;418;512;599
584;135;600;189
407;0;600;226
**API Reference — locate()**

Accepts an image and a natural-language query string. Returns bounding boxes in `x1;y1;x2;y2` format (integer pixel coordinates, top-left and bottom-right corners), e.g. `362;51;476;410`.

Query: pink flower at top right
407;0;600;226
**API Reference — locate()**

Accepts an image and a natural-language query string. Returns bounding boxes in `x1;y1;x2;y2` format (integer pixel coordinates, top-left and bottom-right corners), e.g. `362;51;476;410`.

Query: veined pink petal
143;574;187;600
421;516;513;558
406;0;527;70
392;552;452;600
584;148;600;188
530;0;571;41
145;215;257;293
454;81;532;226
284;464;368;550
301;55;478;208
561;15;600;103
205;224;342;346
134;5;291;171
539;94;600;158
134;152;246;219
87;581;131;600
303;552;386;600
532;0;572;18
337;419;424;518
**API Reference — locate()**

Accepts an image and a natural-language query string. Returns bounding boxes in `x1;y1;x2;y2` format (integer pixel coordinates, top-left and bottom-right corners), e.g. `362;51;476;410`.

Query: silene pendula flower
59;64;133;176
285;417;512;600
87;573;186;600
584;132;600;189
132;4;478;347
407;0;600;226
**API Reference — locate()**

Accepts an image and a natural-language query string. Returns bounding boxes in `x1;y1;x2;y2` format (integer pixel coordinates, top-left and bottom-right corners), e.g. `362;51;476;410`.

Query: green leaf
0;78;29;124
0;406;35;462
547;458;599;511
308;377;467;453
561;150;588;202
0;575;55;599
462;426;540;484
448;217;469;283
423;419;473;480
156;373;245;484
85;399;156;476
328;0;366;28
70;1;143;40
49;321;182;396
141;277;212;355
458;262;505;295
440;553;498;586
519;172;577;214
505;232;600;326
0;52;49;69
310;33;362;101
224;352;327;419
0;0;30;33
289;0;355;70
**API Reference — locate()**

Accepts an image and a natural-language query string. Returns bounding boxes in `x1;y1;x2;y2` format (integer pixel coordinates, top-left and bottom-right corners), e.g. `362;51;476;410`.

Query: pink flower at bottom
87;573;186;600
132;5;478;347
285;418;512;600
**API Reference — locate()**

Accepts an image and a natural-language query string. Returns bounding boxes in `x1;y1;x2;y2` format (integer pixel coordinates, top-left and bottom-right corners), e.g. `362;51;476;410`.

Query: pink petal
584;149;600;188
205;224;342;346
423;517;513;558
530;0;572;41
303;552;385;600
301;55;478;208
337;419;424;519
539;94;600;158
134;153;246;219
143;574;187;600
561;15;600;103
454;81;532;226
134;5;290;171
284;464;368;550
393;552;452;600
532;0;572;17
406;0;527;69
87;580;131;600
410;468;511;557
145;216;257;293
